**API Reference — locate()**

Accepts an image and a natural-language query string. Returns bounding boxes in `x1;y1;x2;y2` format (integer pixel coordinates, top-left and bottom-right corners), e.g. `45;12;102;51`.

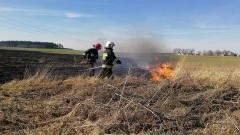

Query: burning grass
0;62;240;134
145;62;175;81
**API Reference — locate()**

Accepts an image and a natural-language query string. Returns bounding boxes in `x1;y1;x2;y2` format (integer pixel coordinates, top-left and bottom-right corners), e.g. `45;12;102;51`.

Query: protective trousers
99;68;113;78
88;63;95;77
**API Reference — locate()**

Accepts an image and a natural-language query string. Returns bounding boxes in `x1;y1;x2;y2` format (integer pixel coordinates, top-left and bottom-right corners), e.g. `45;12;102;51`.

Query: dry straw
0;61;240;134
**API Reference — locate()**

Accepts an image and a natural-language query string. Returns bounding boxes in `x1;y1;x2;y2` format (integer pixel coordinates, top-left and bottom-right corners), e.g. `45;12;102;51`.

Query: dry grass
0;62;240;134
1;70;60;92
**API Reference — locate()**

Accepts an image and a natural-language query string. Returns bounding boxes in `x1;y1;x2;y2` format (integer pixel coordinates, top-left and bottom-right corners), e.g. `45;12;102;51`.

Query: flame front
145;62;174;81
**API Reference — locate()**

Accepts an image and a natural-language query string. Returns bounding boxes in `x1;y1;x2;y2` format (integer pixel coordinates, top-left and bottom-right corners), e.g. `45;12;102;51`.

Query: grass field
176;55;240;67
1;62;240;134
1;47;239;67
0;47;84;55
0;49;240;134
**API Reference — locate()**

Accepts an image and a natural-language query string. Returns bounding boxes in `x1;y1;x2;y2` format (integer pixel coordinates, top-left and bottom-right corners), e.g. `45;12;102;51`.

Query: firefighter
99;41;121;78
83;43;102;76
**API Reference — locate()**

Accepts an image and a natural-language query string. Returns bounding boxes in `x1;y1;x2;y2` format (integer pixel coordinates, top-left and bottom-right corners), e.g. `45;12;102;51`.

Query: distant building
177;52;183;55
221;53;227;56
177;52;194;56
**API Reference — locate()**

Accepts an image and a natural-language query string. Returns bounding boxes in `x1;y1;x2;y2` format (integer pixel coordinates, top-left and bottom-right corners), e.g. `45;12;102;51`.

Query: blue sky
0;0;240;53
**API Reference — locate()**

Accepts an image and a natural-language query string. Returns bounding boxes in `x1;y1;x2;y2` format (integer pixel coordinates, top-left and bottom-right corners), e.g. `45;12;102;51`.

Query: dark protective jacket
84;48;98;64
102;48;121;68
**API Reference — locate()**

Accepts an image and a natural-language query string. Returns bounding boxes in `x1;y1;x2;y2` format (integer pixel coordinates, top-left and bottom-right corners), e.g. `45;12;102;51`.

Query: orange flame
147;62;174;81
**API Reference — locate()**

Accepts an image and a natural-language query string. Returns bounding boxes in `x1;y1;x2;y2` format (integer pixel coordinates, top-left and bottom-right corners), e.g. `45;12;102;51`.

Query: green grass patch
0;47;84;55
176;55;240;68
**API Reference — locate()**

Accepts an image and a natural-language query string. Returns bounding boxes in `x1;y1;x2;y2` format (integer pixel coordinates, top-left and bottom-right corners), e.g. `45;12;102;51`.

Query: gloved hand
116;60;121;64
81;59;88;64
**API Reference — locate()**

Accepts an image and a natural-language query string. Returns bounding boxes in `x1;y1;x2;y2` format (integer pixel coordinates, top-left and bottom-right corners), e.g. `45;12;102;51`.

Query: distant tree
206;50;214;56
172;48;238;57
173;48;181;53
214;50;221;56
197;51;202;55
57;44;64;48
0;41;64;49
183;49;188;54
202;50;207;55
189;49;195;54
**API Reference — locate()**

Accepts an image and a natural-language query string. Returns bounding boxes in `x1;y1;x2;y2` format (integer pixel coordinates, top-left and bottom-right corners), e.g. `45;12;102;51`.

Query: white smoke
115;36;166;53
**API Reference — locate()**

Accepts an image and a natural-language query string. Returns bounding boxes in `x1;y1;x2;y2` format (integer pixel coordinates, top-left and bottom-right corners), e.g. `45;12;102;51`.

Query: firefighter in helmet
83;43;102;76
99;41;121;78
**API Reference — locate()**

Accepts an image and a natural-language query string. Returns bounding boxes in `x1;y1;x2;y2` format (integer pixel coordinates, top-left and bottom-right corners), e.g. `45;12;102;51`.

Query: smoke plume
115;36;165;53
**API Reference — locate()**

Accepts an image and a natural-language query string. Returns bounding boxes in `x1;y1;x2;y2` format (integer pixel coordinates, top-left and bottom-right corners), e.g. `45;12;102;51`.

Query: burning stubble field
0;49;240;134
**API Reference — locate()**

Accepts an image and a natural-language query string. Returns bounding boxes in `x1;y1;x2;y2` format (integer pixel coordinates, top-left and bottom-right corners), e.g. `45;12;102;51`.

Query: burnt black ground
0;49;149;83
0;49;86;83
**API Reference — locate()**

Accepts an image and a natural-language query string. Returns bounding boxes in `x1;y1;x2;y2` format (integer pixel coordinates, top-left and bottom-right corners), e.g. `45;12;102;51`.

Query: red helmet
95;43;102;49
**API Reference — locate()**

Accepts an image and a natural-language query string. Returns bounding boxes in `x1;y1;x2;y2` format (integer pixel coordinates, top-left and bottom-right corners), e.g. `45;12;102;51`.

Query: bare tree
197;51;202;55
214;50;221;56
189;49;195;55
207;50;214;56
173;48;181;53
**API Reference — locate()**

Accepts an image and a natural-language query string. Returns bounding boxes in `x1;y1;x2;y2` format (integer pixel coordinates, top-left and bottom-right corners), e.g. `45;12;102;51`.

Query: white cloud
0;7;57;15
64;12;95;18
0;7;95;18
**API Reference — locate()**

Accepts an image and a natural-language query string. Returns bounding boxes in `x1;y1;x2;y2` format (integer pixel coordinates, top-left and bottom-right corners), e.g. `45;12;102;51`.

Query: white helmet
105;41;115;48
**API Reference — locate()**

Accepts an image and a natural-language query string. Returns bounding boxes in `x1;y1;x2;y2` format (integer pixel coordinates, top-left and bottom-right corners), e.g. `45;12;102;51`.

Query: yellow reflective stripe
102;53;108;60
102;64;112;68
113;58;119;63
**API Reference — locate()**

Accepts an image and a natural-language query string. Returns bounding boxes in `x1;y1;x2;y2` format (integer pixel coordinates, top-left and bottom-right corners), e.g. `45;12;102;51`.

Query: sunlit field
1;52;240;134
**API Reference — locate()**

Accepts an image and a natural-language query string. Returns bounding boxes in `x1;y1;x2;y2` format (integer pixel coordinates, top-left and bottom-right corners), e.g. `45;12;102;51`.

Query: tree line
173;48;238;56
0;41;64;49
